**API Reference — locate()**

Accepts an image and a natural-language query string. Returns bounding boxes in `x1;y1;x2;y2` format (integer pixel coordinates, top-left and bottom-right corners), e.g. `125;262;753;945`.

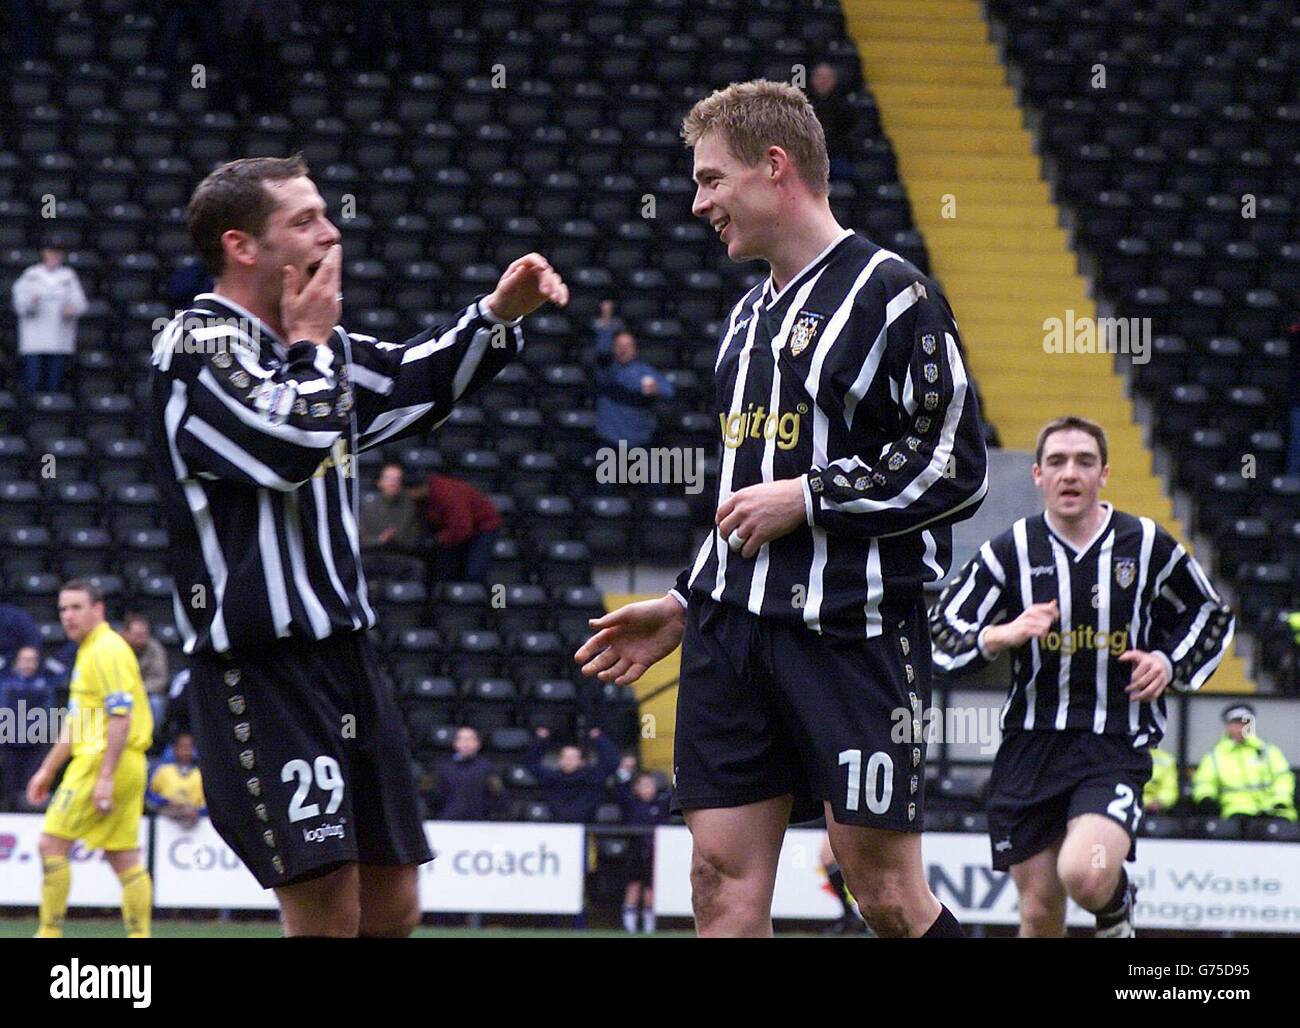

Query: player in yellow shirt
26;580;154;938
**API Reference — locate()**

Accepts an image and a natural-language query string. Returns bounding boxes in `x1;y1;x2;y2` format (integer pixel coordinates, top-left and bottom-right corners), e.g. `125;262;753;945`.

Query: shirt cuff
311;342;336;378
801;474;816;526
477;296;523;327
668;589;688;610
976;626;996;661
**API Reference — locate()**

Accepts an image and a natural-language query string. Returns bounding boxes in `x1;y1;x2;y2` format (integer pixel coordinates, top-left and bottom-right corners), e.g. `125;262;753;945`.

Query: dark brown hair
187;154;310;276
1035;415;1108;467
60;578;104;604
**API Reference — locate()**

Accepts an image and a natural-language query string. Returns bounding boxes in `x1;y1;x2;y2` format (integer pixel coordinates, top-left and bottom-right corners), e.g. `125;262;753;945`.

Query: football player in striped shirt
577;80;988;938
931;416;1234;937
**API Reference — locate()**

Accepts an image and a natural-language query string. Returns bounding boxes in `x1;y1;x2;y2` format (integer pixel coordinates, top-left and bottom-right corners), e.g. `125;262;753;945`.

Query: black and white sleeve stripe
930;541;1008;671
163;322;347;490
348;298;524;452
803;287;988;539
1146;532;1235;692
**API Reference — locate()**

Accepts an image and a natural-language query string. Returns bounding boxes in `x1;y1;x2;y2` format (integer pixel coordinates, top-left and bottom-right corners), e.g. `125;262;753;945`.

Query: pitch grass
0;917;707;939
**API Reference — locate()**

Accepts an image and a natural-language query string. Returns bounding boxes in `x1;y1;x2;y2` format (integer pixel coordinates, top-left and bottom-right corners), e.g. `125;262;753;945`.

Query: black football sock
920;904;965;938
1094;870;1131;925
826;863;853;916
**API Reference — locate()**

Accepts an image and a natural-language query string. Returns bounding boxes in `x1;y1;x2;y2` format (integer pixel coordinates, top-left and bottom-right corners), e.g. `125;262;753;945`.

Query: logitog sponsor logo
303;822;347;843
50;960;151;1008
1040;626;1130;657
719;403;804;451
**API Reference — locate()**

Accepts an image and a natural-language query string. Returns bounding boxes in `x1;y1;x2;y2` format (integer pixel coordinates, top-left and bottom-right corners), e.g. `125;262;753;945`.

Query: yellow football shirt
149;763;206;809
68;621;153;758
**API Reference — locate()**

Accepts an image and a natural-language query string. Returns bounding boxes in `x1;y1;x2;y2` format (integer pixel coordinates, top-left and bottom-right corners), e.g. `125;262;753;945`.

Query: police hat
1222;703;1255;724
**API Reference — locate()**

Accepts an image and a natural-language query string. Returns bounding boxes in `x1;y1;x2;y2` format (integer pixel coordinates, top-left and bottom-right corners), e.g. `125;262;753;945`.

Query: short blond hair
681;79;831;195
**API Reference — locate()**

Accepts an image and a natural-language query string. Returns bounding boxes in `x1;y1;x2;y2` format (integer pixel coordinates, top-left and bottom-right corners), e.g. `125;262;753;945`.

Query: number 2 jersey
930;504;1235;746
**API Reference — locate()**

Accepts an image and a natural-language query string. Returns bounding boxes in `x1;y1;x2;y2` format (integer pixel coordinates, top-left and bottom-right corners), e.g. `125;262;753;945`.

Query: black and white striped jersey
930;503;1235;745
149;292;522;657
671;230;989;638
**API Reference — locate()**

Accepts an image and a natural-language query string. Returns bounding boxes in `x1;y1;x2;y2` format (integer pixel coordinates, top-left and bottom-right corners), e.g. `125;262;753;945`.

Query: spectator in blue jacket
526;726;620;823
430;726;503;821
617;766;671;933
0;601;41;672
594;299;675;449
0;645;54;810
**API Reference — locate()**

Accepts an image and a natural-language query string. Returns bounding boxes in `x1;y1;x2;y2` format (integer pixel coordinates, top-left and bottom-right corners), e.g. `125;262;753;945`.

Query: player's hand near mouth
281;242;342;346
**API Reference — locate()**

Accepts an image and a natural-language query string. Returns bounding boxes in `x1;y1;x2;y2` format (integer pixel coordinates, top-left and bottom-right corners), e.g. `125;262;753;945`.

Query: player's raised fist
485;252;569;321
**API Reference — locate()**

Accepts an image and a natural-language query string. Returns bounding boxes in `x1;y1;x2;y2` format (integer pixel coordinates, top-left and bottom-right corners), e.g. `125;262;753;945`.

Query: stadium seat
460;676;517;731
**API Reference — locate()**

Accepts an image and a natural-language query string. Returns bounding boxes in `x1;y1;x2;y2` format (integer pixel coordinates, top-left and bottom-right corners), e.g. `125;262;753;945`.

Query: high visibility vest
1144;747;1179;809
1192;736;1297;821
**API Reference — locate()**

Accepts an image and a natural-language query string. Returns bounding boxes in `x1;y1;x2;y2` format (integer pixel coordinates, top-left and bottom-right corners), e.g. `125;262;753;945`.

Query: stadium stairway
602;592;679;774
841;0;1254;693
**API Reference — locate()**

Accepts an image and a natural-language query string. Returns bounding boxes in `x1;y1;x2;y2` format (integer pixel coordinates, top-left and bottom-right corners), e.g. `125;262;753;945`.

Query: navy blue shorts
672;594;931;832
190;630;433;889
987;729;1152;871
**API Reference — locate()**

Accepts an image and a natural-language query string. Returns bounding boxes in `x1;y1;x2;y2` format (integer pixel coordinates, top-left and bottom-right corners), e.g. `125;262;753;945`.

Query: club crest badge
786;310;824;357
1114;557;1137;589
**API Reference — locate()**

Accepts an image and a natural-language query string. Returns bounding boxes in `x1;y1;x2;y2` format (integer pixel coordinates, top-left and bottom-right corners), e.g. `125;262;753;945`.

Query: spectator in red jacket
422;474;502;585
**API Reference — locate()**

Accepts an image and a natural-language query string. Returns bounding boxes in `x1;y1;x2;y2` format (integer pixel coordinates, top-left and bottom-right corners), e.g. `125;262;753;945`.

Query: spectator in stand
350;0;431;72
0;600;41;671
1193;704;1296;822
220;0;298;115
11;244;87;394
526;726;619;823
147;732;206;829
429;726;503;821
1286;318;1300;475
0;646;54;811
122;613;169;729
5;0;41;59
616;766;670;933
158;666;192;745
164;258;215;311
360;461;427;582
809;62;854;182
1143;746;1179;813
593;299;675;450
422;474;501;585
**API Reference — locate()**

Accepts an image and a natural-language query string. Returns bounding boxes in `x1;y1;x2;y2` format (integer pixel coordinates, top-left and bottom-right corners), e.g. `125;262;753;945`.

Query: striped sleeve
930;540;1008;672
1145;532;1235;693
804;285;988;539
159;319;347;490
348;298;524;452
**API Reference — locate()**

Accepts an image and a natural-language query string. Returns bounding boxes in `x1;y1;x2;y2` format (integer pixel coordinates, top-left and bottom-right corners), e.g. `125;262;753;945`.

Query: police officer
1193;704;1296;822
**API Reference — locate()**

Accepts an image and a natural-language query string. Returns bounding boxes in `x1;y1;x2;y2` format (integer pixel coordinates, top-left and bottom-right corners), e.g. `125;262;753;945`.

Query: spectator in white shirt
11;246;87;394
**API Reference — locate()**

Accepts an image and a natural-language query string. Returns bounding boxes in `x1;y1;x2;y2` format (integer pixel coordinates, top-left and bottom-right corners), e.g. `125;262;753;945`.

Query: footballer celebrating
931;416;1234;937
577;81;988;938
151;156;566;937
27;581;154;938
